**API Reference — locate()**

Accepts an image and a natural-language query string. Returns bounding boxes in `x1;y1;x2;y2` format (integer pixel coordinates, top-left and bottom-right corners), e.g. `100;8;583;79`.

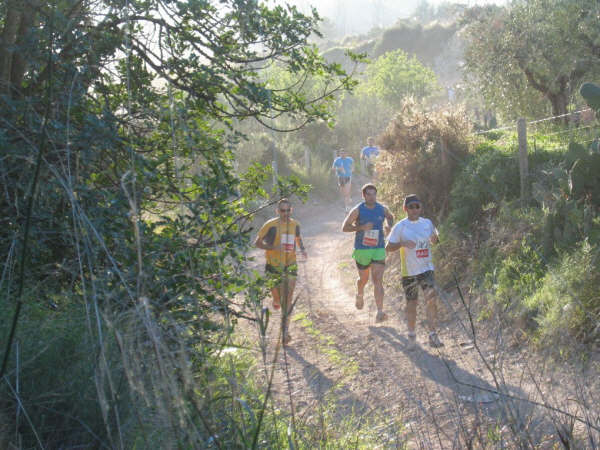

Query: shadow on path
285;346;369;416
368;326;544;428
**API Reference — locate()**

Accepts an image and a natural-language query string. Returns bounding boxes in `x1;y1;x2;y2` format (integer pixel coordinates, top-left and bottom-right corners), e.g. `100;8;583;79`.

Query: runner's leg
370;263;385;313
406;299;417;332
424;288;438;333
356;267;370;299
344;179;352;207
271;285;281;309
403;277;418;333
283;277;296;337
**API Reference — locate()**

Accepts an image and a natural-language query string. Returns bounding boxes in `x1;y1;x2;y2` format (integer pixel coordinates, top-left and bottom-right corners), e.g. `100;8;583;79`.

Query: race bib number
416;240;429;258
362;229;379;247
281;234;295;252
416;249;429;258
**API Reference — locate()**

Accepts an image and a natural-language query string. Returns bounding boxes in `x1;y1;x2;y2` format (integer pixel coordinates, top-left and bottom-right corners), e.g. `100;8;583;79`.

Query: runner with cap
386;194;444;350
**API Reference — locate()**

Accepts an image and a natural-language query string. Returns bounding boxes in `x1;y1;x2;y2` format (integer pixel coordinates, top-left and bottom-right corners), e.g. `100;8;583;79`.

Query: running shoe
283;333;292;345
407;332;417;351
428;331;444;348
355;293;364;310
375;310;388;323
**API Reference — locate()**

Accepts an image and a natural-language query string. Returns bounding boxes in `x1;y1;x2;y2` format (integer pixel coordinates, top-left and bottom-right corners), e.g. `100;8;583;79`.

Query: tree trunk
548;91;569;125
0;0;23;95
9;8;36;96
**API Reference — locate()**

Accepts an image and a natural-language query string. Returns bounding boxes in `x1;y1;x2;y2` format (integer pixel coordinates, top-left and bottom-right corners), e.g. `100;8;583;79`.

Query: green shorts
352;248;386;270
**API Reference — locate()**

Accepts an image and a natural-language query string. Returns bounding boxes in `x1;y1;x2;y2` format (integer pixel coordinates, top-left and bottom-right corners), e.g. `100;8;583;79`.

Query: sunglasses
407;204;421;210
279;209;291;213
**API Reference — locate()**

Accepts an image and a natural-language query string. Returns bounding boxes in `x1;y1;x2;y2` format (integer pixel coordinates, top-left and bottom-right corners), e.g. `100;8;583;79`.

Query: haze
276;0;508;36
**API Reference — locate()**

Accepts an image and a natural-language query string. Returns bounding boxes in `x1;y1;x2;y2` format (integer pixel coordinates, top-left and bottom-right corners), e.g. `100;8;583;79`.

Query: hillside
320;17;464;86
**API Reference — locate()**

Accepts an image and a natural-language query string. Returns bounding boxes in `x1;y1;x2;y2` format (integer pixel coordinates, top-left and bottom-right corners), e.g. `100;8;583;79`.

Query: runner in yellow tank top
254;198;307;345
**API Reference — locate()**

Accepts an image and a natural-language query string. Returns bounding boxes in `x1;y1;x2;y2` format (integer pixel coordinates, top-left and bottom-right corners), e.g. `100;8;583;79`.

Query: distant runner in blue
360;137;379;177
332;148;354;212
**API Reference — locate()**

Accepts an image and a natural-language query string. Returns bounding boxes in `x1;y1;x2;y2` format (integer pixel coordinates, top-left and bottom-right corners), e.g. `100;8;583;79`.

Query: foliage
487;237;546;310
447;142;520;230
462;0;600;120
580;82;600;113
0;0;358;446
371;20;457;64
525;240;600;347
378;100;471;219
358;49;439;109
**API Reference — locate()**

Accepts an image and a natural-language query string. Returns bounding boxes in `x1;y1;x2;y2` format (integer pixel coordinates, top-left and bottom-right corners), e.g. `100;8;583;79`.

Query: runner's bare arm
383;206;394;234
386;239;416;251
295;227;307;258
254;235;273;250
385;240;402;252
342;207;370;232
430;225;439;244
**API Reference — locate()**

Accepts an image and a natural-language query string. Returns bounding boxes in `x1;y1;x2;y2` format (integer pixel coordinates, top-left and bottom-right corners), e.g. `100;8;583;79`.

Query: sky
273;0;508;37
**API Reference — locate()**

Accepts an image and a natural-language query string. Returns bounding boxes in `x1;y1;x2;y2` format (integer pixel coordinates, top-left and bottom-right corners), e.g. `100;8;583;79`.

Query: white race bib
362;229;379;247
416;240;429;258
281;234;295;252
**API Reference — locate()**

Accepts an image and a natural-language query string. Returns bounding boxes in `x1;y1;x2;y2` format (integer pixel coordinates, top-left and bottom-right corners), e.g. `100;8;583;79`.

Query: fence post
517;118;528;205
272;160;278;188
305;147;311;175
440;136;449;168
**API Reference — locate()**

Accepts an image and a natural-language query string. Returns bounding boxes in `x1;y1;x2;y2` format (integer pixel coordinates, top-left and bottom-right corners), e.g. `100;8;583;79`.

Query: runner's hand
404;240;416;249
360;222;373;231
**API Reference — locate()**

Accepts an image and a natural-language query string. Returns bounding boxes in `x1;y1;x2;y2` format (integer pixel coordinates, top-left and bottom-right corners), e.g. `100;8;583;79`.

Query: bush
447;143;520;230
0;300;117;447
378;100;471;219
525;240;600;348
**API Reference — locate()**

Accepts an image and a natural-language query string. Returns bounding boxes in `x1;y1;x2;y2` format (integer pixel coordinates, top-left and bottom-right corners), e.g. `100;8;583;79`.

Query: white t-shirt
388;217;437;276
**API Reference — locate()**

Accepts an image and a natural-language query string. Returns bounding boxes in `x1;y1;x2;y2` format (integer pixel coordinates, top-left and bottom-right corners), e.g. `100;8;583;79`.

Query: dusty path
246;181;600;448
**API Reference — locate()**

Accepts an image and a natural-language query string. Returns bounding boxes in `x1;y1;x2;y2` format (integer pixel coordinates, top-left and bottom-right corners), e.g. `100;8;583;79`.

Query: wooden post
305;147;310;175
517;118;528;205
440;136;449;168
272;159;278;187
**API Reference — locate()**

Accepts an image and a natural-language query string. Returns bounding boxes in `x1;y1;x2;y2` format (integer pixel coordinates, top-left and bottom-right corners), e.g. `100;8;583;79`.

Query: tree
462;0;600;120
0;0;358;446
357;49;439;109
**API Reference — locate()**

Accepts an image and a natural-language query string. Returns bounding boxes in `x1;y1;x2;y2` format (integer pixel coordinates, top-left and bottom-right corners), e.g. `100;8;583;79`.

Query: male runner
386;194;444;350
254;198;307;345
332;149;354;212
360;137;379;177
342;184;394;322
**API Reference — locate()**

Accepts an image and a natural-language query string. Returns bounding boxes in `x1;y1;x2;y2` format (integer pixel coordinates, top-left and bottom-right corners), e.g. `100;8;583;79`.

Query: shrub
378;99;471;219
525;240;600;348
447;143;520;231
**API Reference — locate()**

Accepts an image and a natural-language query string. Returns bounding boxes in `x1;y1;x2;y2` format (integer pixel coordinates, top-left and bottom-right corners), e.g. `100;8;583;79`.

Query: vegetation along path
247;182;600;448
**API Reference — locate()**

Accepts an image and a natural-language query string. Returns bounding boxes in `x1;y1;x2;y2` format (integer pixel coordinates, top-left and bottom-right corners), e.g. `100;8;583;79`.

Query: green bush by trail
525;240;600;347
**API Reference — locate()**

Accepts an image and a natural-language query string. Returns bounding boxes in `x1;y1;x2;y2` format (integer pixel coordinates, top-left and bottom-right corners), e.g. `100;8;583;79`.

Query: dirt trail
247;180;600;448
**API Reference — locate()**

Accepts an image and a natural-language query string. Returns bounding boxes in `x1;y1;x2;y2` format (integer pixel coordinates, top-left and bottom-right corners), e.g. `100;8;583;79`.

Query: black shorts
338;176;351;187
355;259;385;270
402;270;435;301
265;263;298;277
